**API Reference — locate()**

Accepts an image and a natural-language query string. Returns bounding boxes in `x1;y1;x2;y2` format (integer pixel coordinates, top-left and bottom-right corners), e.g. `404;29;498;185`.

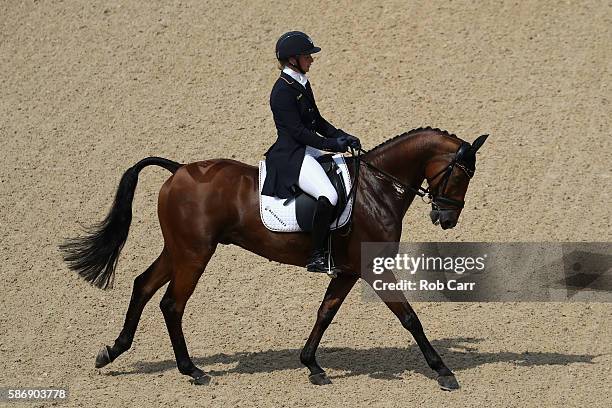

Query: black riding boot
306;196;335;273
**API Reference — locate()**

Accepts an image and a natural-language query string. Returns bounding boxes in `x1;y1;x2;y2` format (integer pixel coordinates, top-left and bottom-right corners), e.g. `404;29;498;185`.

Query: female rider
261;31;361;273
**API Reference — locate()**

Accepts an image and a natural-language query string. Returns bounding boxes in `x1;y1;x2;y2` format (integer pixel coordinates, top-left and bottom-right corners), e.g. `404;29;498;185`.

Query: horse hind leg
160;242;217;385
95;249;172;368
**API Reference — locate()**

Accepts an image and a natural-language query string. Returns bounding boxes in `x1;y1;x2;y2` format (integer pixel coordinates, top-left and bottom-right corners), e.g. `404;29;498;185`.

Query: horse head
425;134;489;229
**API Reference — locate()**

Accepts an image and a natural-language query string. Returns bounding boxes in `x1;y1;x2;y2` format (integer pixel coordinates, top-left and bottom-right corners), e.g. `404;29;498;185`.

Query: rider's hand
332;135;350;153
347;135;361;149
338;130;361;150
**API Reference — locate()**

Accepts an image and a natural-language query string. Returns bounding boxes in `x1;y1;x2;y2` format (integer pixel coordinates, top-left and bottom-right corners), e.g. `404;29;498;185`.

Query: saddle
258;154;354;233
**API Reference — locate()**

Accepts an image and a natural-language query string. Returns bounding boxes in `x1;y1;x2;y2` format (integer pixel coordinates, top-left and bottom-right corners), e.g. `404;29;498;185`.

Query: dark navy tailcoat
261;71;342;199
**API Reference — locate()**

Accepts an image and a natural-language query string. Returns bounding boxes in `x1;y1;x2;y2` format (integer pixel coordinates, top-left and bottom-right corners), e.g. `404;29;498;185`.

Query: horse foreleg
160;244;216;385
364;270;460;391
95;250;171;368
300;275;358;385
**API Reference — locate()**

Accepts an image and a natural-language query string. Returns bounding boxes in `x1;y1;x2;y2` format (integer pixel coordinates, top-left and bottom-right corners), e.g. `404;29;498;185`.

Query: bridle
348;141;475;211
422;142;475;210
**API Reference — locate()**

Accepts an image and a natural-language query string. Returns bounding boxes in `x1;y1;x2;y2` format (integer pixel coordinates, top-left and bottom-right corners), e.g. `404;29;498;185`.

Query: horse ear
470;134;489;154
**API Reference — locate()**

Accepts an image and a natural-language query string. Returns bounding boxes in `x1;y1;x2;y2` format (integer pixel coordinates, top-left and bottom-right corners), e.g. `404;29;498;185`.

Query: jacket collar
279;72;316;105
282;66;308;87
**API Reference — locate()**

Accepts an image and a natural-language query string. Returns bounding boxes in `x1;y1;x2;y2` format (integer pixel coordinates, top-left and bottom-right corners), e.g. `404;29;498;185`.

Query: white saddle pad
259;153;354;232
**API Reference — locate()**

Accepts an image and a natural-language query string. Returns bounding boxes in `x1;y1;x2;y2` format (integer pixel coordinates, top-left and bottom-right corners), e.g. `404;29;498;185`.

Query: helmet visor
302;46;321;55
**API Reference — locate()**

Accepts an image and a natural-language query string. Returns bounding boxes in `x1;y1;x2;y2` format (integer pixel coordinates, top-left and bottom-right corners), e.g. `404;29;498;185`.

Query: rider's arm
271;88;341;151
316;114;340;138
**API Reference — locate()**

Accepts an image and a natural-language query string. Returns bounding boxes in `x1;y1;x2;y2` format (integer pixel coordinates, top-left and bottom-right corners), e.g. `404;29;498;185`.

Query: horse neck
365;131;450;188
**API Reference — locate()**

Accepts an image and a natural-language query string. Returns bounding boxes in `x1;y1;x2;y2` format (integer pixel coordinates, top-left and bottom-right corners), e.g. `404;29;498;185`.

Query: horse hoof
309;372;332;385
95;346;112;369
190;374;212;386
437;374;460;391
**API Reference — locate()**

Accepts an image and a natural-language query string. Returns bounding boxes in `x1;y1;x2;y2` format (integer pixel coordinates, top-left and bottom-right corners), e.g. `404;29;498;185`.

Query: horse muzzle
430;209;459;230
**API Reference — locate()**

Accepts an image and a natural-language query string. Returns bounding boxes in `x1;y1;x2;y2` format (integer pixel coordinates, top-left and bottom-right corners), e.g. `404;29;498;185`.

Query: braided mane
369;126;459;152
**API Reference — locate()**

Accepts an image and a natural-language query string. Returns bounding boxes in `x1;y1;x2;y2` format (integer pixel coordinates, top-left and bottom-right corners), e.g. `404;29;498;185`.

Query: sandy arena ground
1;1;611;407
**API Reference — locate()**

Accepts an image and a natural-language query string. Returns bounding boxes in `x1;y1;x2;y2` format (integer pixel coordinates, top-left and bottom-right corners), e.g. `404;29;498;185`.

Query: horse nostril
430;210;440;225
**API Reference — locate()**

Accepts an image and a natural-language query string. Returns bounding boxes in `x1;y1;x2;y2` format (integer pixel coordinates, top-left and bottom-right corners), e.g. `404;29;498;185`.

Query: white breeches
298;148;338;206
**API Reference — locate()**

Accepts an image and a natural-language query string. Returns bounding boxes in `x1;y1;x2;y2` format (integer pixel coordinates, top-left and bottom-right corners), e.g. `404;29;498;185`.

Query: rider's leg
297;154;338;272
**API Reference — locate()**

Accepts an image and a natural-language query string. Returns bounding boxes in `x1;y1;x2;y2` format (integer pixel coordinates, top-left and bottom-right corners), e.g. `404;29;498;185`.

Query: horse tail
59;157;182;289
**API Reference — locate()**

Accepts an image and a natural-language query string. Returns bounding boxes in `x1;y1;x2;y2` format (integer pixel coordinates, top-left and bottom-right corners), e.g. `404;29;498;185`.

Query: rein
348;145;473;210
352;147;428;198
333;141;474;238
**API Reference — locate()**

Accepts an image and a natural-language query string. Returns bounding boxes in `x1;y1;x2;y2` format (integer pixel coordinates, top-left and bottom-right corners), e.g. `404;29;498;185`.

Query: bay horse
60;127;488;390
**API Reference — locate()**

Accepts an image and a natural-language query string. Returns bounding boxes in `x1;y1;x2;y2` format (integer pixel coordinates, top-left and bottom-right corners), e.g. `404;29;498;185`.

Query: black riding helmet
275;31;321;73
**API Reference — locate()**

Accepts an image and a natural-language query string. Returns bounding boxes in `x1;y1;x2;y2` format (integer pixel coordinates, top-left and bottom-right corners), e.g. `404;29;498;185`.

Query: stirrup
306;253;328;273
306;251;339;278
